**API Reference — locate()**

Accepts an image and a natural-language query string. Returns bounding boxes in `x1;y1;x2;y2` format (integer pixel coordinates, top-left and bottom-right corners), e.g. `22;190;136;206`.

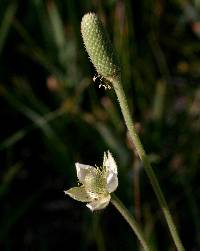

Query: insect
93;74;112;90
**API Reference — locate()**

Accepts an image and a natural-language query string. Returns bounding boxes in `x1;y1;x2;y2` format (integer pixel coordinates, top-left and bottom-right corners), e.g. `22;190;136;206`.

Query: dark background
0;0;200;250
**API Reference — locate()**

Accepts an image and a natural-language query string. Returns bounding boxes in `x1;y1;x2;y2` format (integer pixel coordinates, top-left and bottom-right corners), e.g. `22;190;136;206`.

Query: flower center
84;168;107;197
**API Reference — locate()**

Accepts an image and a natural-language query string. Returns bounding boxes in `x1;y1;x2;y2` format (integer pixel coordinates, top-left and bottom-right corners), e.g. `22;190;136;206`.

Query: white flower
64;150;118;211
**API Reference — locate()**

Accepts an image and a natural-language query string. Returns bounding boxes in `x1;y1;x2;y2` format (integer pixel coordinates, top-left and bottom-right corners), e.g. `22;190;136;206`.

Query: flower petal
106;172;118;193
75;163;95;183
64;186;92;202
103;151;117;174
86;194;111;211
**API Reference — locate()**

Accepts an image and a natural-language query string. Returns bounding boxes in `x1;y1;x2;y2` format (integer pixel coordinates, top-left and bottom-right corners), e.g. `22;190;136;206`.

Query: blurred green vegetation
0;0;200;250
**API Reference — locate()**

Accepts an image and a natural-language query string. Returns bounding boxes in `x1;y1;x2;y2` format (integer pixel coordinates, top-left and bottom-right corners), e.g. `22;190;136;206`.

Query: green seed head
81;13;120;80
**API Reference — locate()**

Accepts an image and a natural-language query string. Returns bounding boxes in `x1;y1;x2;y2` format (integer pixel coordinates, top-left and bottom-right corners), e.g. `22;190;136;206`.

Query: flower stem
110;76;185;251
111;193;152;251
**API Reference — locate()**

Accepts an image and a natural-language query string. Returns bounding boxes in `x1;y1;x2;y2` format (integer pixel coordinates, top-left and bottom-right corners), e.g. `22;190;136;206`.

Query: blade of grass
13;20;67;82
0;2;17;55
47;1;66;66
0;162;22;198
1;87;71;173
0;108;64;151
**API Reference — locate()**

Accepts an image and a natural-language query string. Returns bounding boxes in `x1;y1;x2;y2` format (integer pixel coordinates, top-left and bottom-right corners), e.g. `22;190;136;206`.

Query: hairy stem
110;76;185;251
111;193;152;251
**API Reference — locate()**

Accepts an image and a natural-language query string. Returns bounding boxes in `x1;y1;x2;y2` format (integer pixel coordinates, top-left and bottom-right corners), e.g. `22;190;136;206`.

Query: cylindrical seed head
81;13;120;79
